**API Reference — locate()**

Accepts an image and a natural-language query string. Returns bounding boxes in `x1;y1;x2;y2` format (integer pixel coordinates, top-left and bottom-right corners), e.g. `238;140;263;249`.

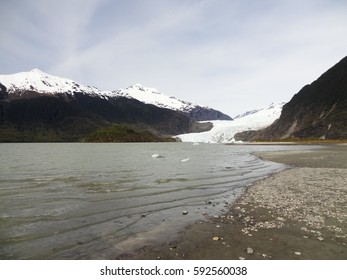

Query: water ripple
0;142;314;259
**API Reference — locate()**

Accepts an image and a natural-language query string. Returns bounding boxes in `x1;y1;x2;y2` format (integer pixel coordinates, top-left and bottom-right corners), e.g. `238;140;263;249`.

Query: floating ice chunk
152;153;164;158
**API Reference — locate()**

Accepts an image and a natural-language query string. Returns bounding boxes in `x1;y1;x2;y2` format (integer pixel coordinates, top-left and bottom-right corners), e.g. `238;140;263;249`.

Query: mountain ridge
0;69;231;142
0;69;231;121
3;55;345;143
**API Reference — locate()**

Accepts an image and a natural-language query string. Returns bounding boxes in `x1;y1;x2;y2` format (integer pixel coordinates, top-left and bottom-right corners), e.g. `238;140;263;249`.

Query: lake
0;143;314;259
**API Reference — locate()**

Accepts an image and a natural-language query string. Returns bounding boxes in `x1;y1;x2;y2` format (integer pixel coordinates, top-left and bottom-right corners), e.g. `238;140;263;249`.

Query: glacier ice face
176;102;285;144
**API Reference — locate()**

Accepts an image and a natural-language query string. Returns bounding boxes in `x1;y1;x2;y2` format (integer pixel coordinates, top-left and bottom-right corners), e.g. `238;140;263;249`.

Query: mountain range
0;69;230;121
1;55;346;142
0;69;230;142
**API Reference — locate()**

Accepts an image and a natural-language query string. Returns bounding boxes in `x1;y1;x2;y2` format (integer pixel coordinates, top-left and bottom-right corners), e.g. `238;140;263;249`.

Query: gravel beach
125;144;347;260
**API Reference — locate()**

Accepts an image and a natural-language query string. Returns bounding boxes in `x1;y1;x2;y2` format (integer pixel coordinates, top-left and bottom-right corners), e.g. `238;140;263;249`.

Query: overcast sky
1;0;347;116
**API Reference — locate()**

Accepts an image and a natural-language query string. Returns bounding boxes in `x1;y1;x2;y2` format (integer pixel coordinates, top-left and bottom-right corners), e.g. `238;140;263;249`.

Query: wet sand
124;144;347;260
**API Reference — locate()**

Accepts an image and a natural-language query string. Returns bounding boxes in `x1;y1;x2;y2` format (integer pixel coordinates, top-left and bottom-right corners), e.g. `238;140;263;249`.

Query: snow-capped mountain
176;102;285;143
110;84;197;112
0;69;231;121
108;84;231;121
0;68;103;96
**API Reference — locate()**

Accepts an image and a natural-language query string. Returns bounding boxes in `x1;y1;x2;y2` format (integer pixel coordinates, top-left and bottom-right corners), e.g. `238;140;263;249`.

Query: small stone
182;211;188;215
239;257;245;260
317;237;324;241
216;225;221;228
294;251;301;256
303;236;309;239
262;253;268;258
246;247;254;255
212;236;221;241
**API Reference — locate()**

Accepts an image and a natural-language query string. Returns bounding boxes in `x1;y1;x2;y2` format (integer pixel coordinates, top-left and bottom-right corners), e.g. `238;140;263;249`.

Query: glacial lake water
0;143;316;259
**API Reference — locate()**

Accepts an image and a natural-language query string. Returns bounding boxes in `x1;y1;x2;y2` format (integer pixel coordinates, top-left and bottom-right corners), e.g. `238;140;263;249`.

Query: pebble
212;236;221;241
239;257;245;260
246;247;254;255
182;211;188;215
294;252;301;256
317;236;324;241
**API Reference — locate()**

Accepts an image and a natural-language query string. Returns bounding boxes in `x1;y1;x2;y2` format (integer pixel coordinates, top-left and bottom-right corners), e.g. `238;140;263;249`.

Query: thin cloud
1;0;347;116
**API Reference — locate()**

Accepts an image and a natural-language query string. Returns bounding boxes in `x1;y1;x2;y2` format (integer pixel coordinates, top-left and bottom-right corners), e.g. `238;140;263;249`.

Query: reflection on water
0;143;315;259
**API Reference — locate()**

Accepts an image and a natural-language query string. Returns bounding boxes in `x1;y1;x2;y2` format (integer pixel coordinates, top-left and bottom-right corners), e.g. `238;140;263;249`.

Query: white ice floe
151;153;165;158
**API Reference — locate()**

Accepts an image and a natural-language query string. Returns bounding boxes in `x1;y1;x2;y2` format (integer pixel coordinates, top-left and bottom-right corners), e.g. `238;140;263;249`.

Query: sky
1;0;347;117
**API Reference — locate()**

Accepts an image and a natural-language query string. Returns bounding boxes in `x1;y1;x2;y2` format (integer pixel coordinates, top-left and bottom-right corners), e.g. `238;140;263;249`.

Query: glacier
176;102;285;143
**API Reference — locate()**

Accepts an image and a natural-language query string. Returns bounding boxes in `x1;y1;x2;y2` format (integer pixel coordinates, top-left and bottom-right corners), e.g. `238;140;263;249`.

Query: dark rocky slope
237;56;347;140
0;88;193;142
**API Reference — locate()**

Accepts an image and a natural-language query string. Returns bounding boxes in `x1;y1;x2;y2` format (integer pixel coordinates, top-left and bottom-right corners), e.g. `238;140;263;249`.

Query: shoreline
125;144;347;260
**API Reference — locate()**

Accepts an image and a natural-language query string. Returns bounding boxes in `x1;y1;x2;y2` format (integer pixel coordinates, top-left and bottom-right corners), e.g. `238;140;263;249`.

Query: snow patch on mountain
0;69;102;95
176;102;285;143
107;84;204;113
